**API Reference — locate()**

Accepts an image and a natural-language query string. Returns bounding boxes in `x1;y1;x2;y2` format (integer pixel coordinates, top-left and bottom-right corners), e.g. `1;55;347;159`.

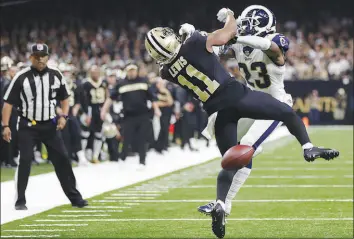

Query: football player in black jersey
60;63;89;166
145;8;339;239
80;65;109;163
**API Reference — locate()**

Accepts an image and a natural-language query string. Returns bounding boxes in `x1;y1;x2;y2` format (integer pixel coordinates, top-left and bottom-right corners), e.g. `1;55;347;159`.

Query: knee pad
94;132;102;140
81;131;90;139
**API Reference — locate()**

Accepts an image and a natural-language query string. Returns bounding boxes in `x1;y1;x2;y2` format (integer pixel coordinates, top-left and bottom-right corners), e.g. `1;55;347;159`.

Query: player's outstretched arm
234;35;285;65
206;8;237;53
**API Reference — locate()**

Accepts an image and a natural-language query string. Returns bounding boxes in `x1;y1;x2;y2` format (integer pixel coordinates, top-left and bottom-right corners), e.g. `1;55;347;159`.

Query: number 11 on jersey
177;64;220;102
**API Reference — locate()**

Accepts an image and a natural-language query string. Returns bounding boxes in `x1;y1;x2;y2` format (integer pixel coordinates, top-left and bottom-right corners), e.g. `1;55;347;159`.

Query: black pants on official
214;90;310;202
121;114;151;165
15;118;83;206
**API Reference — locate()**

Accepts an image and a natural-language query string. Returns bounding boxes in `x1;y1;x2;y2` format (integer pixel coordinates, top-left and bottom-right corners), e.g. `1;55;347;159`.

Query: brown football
221;145;255;170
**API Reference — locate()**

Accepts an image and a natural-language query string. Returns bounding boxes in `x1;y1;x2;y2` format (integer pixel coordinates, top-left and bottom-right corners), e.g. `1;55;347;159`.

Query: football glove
217;8;234;23
179;23;195;36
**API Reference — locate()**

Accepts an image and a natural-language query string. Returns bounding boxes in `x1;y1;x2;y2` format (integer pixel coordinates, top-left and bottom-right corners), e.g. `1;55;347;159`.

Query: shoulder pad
268;33;290;53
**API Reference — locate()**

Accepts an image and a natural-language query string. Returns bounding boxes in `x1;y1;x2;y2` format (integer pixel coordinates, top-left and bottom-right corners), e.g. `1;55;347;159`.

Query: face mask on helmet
237;5;276;37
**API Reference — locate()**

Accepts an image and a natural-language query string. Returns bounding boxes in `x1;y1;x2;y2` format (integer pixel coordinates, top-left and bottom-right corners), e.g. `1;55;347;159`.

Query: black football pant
15;118;83;206
215;90;310;202
121;114;151;165
155;113;171;152
106;137;120;161
62;115;82;161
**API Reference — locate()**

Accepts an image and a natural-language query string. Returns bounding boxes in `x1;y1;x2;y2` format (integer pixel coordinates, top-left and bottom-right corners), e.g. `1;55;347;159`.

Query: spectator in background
308;90;321;124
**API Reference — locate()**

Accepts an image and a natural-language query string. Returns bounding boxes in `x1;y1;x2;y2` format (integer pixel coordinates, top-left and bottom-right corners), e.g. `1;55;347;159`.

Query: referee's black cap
30;43;49;56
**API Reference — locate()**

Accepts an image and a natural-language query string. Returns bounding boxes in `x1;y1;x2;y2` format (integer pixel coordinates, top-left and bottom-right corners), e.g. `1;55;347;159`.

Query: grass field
1;127;353;238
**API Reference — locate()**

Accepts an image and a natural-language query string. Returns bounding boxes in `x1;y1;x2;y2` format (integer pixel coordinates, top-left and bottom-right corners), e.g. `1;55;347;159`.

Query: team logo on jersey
243;46;254;57
280;37;288;46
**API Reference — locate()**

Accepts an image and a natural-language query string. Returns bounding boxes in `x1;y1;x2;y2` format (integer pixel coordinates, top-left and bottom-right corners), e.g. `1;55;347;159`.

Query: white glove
217;8;234;23
179;23;195;36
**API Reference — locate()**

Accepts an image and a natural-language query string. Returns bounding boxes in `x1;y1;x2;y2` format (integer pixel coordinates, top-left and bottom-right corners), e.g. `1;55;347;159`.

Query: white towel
201;112;218;140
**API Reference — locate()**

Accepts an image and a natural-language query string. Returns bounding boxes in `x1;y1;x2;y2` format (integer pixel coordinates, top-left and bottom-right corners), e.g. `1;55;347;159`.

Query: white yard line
206;175;354;179
2;229;75;232
61;210;122;213
252;167;352;171
249;175;352;179
122;190;168;193
0;138;223;224
88;199;353;203
181;185;353;188
1;235;60;238
104;197;156;200
20;224;88;227
47;214;110;217
110;193;161;196
85;206;130;209
34;218;353;222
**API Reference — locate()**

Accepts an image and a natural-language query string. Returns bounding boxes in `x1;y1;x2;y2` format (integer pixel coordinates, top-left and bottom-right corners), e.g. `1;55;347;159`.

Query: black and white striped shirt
3;66;70;121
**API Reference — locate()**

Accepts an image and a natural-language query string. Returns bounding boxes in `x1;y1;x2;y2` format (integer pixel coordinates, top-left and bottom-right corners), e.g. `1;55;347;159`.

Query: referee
1;43;88;210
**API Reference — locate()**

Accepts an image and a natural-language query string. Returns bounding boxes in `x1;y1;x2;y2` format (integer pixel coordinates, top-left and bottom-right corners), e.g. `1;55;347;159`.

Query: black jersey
81;79;108;115
110;77;156;117
67;79;82;108
160;31;247;115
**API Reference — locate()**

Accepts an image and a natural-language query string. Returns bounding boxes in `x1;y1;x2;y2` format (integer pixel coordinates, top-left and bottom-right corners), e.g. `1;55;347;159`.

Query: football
221;145;255;170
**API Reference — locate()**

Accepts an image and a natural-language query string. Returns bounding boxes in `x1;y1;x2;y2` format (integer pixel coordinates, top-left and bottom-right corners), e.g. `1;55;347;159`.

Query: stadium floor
1;126;353;238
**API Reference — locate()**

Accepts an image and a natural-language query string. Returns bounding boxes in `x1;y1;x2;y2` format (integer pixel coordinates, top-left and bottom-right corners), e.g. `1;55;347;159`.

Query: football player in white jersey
195;5;303;219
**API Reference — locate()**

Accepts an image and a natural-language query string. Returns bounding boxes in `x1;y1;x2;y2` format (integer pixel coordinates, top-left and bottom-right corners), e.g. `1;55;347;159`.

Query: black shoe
15;204;28;210
304;147;339;162
72;199;88;208
211;202;226;238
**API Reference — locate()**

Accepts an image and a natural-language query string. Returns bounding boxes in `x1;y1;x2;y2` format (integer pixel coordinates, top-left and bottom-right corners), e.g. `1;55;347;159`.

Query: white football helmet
102;113;118;139
237;5;276;37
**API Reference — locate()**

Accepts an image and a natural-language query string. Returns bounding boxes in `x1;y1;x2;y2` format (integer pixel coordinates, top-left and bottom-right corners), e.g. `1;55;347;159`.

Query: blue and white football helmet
237;5;276;37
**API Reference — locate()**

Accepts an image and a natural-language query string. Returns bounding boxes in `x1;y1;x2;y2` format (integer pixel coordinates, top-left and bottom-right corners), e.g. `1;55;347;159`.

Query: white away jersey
230;33;290;101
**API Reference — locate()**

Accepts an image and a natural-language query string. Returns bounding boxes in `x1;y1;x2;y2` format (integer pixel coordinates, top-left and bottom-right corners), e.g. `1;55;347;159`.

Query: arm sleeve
73;85;81;105
147;83;158;102
110;83;120;101
271;34;290;53
57;73;70;101
80;83;89;114
3;74;23;106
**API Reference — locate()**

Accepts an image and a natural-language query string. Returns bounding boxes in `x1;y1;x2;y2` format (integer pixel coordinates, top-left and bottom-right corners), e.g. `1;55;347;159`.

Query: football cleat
198;201;216;215
211;201;226;238
304;147;339;162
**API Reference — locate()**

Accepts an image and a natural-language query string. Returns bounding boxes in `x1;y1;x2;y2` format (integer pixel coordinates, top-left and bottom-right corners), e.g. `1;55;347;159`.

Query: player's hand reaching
179;23;195;36
217;8;234;23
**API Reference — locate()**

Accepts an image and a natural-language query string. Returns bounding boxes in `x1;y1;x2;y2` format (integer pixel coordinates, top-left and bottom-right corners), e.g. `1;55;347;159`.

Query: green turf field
1;128;353;238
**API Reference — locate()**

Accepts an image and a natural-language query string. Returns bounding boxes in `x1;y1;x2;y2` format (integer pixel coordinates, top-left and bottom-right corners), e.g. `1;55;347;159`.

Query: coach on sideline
1;43;88;210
